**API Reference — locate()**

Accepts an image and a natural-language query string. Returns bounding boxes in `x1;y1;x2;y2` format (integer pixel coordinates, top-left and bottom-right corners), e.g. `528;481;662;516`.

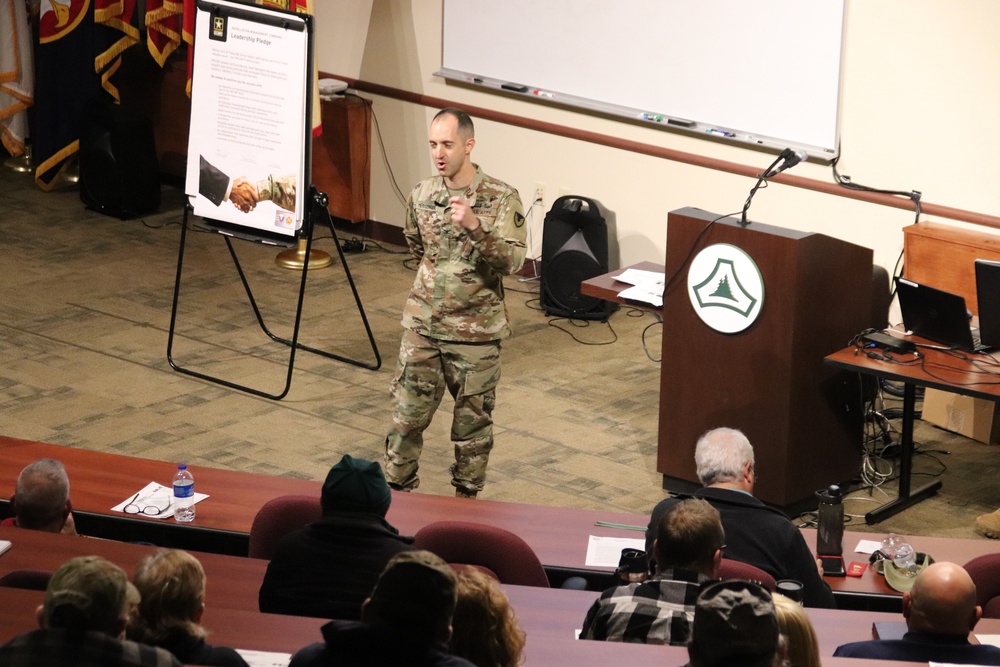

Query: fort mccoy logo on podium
687;244;764;334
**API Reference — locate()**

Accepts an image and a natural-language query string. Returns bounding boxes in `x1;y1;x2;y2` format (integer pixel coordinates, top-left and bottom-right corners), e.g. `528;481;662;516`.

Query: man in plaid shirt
580;498;724;645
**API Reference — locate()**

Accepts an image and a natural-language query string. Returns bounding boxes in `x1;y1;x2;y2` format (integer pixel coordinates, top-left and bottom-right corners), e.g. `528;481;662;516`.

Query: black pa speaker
540;195;619;320
79;100;161;219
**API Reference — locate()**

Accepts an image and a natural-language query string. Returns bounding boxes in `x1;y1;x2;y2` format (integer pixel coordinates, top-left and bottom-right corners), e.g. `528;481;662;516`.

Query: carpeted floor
2;163;1000;549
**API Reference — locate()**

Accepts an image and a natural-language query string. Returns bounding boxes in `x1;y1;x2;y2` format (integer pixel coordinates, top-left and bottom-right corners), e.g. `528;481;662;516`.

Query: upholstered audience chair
717;558;776;591
413;520;550;587
964;553;1000;618
0;569;53;591
248;494;322;559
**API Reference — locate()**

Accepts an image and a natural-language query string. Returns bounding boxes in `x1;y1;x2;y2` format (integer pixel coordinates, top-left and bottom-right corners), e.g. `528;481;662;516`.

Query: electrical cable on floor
641;316;662;362
546;317;619;345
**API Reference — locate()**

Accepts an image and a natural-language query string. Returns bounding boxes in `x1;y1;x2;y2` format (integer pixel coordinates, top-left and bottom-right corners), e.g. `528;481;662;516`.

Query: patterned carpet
2;164;1000;547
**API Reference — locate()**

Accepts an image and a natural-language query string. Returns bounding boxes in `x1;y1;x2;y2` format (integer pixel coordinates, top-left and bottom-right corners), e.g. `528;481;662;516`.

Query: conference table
825;335;1000;523
579;260;664;314
0;436;648;584
5;435;1000;608
0;526;957;666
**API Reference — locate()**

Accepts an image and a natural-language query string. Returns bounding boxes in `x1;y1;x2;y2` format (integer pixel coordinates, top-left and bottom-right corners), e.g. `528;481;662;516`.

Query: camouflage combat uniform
256;175;297;211
385;165;527;495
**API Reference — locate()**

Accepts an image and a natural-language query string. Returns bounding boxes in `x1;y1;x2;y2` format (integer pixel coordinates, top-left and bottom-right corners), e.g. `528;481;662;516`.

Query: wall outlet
533;183;545;208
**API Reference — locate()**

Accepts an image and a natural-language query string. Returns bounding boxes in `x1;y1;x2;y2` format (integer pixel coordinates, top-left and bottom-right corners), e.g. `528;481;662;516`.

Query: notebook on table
895;277;990;352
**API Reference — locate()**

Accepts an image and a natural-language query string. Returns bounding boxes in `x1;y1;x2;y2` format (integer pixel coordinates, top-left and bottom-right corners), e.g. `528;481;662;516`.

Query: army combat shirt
402;165;527;342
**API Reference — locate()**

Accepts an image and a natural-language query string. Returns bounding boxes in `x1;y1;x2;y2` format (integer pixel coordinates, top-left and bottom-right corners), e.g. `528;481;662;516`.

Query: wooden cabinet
312;96;371;223
903;222;1000;315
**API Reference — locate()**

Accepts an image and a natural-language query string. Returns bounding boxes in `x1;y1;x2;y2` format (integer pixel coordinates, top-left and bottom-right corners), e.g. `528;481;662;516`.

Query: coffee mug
775;579;804;603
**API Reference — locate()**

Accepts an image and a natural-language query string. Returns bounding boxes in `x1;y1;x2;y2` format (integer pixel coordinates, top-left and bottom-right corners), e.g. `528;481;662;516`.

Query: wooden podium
658;208;873;510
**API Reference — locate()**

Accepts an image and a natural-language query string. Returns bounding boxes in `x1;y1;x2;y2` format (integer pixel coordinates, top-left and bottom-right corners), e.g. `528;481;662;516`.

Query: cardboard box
922;387;1000;445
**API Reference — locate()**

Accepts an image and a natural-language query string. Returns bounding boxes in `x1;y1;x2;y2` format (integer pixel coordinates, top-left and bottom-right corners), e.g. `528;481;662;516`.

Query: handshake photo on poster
198;155;298;214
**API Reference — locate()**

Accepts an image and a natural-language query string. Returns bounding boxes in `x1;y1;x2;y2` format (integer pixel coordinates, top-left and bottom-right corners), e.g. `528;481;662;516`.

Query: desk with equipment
825;335;1000;523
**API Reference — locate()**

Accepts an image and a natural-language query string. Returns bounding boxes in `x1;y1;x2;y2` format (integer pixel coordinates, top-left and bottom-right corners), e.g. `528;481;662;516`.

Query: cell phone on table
820;555;846;577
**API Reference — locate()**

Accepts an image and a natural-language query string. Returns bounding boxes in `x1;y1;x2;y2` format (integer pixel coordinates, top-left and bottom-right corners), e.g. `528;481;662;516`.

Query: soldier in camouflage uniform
255;174;297;212
385;108;527;499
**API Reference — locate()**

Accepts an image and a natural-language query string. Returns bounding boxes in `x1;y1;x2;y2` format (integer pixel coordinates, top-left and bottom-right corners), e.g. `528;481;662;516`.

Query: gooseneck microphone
762;148;808;179
740;148;809;226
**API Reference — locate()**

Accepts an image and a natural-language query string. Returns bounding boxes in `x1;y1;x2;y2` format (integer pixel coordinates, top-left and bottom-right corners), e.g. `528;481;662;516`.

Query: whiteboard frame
437;0;846;160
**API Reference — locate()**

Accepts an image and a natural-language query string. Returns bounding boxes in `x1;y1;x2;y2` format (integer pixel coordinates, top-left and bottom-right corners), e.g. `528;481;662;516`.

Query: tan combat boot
974;509;1000;538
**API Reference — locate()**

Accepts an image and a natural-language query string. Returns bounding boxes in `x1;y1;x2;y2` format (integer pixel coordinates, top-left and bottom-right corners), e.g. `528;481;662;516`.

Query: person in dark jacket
258;454;416;619
834;561;1000;665
646;427;835;608
289;550;475;667
128;549;248;667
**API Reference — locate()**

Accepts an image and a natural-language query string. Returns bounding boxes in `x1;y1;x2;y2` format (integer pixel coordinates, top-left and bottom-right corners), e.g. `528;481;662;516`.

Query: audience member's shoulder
119;636;186;667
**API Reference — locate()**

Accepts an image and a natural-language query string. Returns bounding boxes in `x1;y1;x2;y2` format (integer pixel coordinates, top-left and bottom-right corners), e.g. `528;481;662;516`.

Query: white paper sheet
236;649;292;667
112;481;209;520
854;539;882;555
585;535;645;567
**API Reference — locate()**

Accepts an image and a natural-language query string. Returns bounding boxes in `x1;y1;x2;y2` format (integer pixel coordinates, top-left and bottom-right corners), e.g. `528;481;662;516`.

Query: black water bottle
816;484;844;556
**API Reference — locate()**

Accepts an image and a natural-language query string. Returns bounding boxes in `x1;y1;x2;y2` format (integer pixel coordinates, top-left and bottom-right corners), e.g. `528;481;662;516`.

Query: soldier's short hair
434;107;475;139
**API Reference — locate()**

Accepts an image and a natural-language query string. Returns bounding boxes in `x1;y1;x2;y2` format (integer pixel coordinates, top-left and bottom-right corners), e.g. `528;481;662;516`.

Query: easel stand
166;187;381;400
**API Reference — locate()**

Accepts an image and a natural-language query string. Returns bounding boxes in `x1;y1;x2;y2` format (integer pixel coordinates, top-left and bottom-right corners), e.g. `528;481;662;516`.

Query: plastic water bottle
815;484;844;556
880;533;904;559
892;541;918;576
172;464;195;523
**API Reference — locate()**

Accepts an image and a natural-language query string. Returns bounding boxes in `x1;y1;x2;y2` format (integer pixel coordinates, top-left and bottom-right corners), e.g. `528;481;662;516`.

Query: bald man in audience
834;561;1000;664
2;459;77;535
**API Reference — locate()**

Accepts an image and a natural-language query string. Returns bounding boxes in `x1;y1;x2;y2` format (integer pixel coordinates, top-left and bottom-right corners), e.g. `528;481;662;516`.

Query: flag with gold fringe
34;0;98;189
0;0;34;156
94;0;139;100
34;0;139;189
145;0;183;66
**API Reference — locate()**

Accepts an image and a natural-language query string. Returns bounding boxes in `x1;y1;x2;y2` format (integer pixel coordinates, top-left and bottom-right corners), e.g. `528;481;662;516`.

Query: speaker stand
275;237;333;270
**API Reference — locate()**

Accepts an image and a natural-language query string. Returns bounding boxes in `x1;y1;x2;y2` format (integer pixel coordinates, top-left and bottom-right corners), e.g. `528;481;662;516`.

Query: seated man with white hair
646;427;834;608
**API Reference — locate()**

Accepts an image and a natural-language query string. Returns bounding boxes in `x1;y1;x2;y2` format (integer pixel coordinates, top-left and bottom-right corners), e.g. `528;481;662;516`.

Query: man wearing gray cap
685;580;784;667
258;454;416;620
0;555;182;667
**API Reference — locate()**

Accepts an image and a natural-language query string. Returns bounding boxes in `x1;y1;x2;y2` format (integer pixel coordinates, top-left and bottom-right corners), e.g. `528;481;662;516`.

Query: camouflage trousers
384;329;501;494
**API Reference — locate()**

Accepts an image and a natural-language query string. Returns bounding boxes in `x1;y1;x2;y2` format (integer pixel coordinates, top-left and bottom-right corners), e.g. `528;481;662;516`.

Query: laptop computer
895;277;990;352
975;259;1000;349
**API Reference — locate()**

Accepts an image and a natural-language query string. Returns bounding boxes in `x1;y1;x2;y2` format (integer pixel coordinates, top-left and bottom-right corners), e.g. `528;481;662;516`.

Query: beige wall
314;1;1000;282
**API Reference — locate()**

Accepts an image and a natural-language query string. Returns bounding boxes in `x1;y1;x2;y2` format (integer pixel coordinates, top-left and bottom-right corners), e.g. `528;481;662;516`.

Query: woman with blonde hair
773;592;822;667
449;568;526;667
127;549;248;667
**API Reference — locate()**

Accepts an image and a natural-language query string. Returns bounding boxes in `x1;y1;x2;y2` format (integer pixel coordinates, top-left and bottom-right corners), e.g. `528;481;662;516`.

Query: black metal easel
166;187;381;400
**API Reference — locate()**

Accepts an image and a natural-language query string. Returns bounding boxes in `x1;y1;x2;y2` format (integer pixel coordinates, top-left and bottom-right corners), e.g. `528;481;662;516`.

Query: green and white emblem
687;243;764;333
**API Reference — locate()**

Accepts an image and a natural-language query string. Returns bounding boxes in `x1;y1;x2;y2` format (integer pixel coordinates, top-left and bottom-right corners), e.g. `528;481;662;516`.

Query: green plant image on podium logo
687;244;764;334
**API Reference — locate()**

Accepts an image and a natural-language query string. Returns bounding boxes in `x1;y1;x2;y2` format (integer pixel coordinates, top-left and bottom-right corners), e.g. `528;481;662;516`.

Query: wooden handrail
326;74;1000;231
